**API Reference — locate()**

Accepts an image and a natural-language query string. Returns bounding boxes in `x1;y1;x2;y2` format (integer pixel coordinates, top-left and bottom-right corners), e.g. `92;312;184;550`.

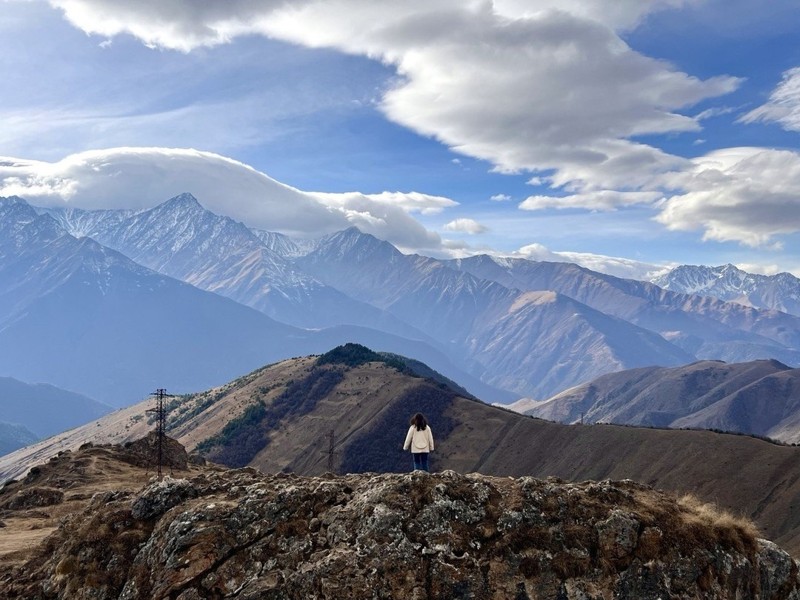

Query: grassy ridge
198;367;345;467
316;343;410;373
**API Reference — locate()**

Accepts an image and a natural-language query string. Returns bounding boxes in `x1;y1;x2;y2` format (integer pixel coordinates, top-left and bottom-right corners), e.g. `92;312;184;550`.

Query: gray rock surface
2;470;799;599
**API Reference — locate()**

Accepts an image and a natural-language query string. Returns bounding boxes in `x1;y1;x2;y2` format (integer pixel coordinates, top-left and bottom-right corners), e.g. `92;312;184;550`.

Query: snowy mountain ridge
38;204;138;239
652;263;800;316
252;228;317;258
41;194;420;334
3;193;800;404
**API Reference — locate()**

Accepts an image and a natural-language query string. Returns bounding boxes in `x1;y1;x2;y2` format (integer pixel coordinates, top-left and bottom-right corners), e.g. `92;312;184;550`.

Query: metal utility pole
146;388;169;479
319;429;337;474
327;429;335;473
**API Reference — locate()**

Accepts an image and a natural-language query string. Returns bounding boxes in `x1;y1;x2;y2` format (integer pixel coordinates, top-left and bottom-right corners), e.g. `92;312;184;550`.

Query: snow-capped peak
652;264;800;316
161;192;203;212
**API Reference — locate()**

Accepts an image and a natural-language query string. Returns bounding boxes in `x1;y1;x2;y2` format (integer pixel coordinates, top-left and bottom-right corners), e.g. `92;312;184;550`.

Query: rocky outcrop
2;469;798;599
0;485;63;510
121;433;191;470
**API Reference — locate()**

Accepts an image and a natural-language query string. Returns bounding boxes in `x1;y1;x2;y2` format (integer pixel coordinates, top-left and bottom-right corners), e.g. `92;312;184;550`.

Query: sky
1;0;800;279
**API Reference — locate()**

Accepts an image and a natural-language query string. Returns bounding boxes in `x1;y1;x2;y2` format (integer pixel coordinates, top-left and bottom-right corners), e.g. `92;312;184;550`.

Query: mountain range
0;376;109;451
652;264;800;316
525;358;800;442
2;192;799;408
445;255;800;366
0;422;37;456
0;197;307;405
45;194;423;337
2;196;511;406
295;227;800;391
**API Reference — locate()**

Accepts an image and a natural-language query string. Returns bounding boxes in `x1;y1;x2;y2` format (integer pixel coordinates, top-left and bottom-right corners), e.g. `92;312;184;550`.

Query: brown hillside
4;346;800;556
527;359;800;441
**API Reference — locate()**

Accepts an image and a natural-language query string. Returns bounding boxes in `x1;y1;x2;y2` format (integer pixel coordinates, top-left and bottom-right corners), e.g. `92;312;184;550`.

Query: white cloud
556;252;672;280
490;193;511;202
368;7;737;192
311;190;457;219
49;0;693;50
434;235;669;279
695;106;734;120
47;0;740;194
740;67;800;131
515;243;668;280
526;176;548;186
0;147;446;250
0;89;349;161
519;190;662;211
493;0;698;31
24;1;794;264
655;147;800;246
49;0;293;52
735;263;781;276
443;218;488;234
7;146;794;277
514;242;551;259
364;191;458;215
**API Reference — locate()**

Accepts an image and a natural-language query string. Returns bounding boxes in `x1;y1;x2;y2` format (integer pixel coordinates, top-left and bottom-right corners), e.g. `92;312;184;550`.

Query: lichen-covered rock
759;540;800;599
130;476;198;520
2;470;798;599
596;509;639;564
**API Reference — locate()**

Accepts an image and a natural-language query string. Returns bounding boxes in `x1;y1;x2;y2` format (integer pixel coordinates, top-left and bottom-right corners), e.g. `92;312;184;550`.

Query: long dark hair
410;413;427;431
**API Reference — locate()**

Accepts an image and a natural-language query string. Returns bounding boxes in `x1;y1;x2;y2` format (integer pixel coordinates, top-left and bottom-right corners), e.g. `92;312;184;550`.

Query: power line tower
320;429;338;474
146;388;172;479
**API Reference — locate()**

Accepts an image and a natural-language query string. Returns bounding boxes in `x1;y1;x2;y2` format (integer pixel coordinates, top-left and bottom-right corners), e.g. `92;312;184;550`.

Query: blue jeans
412;452;429;472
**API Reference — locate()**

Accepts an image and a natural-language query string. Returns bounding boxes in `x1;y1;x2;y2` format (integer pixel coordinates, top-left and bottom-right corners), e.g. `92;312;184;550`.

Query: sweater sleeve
427;426;434;451
403;426;414;450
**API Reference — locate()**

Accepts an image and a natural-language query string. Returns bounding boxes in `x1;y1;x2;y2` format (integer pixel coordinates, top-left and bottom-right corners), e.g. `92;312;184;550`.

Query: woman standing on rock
403;413;434;472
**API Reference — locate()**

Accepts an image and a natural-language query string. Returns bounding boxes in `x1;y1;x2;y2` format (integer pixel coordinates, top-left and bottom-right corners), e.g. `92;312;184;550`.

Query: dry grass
0;525;58;564
0;445;203;568
677;493;760;553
